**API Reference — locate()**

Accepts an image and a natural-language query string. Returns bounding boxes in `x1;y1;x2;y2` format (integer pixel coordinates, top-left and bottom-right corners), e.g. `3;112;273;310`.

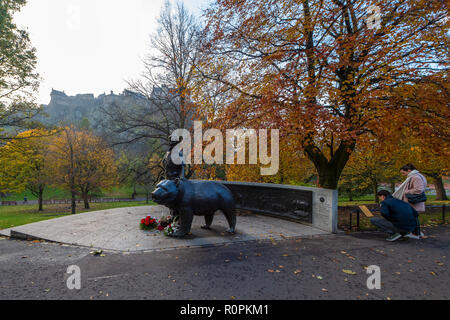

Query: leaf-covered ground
1;225;448;300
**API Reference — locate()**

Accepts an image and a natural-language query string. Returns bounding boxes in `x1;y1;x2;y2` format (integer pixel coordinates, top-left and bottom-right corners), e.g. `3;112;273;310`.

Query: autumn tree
0;0;41;142
225;138;316;185
0;129;55;210
198;0;449;189
49;127;117;212
403;146;449;201
393;136;449;201
338;142;400;203
101;1;202;149
417;158;448;201
386;72;449;150
117;151;140;199
118;149;164;203
371;71;449;200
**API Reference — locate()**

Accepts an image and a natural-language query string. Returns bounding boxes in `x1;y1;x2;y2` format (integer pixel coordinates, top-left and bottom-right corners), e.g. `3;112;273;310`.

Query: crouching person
371;190;419;242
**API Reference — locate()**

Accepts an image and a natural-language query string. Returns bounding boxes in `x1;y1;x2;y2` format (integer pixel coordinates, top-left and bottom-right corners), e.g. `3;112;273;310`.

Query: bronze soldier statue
162;140;185;180
161;139;185;222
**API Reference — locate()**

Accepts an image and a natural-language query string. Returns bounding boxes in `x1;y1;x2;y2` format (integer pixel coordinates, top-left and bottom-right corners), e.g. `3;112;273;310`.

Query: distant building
42;88;152;129
40;86;181;138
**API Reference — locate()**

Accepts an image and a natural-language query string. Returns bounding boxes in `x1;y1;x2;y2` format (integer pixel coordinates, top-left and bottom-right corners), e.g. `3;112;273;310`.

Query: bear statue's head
151;179;180;206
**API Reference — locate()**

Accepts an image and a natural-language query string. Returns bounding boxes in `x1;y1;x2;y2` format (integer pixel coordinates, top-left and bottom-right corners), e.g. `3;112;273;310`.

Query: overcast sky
13;0;210;104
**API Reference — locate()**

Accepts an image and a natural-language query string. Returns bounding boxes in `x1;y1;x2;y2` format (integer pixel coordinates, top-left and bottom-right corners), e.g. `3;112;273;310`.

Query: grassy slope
0;201;155;230
0;185;155;230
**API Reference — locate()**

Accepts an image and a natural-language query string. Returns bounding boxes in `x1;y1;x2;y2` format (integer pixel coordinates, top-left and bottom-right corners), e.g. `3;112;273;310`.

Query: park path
1;224;448;300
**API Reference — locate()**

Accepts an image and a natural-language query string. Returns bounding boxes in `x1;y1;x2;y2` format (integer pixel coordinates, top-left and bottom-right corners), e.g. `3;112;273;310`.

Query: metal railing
0;197;147;206
342;204;448;231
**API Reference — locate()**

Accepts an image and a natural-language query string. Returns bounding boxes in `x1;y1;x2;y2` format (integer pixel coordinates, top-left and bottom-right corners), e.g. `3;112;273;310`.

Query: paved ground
0;206;327;251
0;224;448;300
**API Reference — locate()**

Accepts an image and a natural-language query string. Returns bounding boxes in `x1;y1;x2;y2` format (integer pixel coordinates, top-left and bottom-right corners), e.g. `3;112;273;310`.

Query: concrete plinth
0;205;329;252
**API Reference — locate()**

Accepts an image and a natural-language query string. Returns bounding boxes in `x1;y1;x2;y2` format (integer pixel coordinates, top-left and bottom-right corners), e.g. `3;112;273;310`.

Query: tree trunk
71;191;76;214
304;140;355;190
35;185;44;211
38;196;43;211
317;170;340;190
433;176;448;201
348;189;353;202
68;130;76;215
131;183;137;200
279;160;284;184
83;193;90;209
373;180;379;203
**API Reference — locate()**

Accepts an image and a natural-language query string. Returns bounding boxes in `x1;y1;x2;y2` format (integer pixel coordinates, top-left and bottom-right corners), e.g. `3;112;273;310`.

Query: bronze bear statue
151;179;236;237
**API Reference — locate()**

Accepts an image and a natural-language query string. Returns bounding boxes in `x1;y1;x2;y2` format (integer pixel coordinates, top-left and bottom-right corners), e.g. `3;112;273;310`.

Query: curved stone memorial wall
219;181;338;233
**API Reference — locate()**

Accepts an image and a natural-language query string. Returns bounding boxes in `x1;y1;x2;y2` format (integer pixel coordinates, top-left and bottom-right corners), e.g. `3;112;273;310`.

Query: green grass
338;194;449;206
339;200;450;207
1;185;151;201
339;194;375;202
1;186;71;201
339;199;377;206
0;201;155;230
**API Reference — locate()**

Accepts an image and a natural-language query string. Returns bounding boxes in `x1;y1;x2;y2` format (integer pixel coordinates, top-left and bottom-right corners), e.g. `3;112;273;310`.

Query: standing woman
393;164;427;237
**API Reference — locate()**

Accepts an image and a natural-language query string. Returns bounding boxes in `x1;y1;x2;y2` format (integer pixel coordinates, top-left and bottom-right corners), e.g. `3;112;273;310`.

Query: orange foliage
196;0;448;189
49;127;117;210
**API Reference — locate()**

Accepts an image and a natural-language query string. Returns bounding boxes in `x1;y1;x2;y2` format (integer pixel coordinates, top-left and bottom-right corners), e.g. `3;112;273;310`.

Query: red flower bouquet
139;216;159;230
139;215;178;235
